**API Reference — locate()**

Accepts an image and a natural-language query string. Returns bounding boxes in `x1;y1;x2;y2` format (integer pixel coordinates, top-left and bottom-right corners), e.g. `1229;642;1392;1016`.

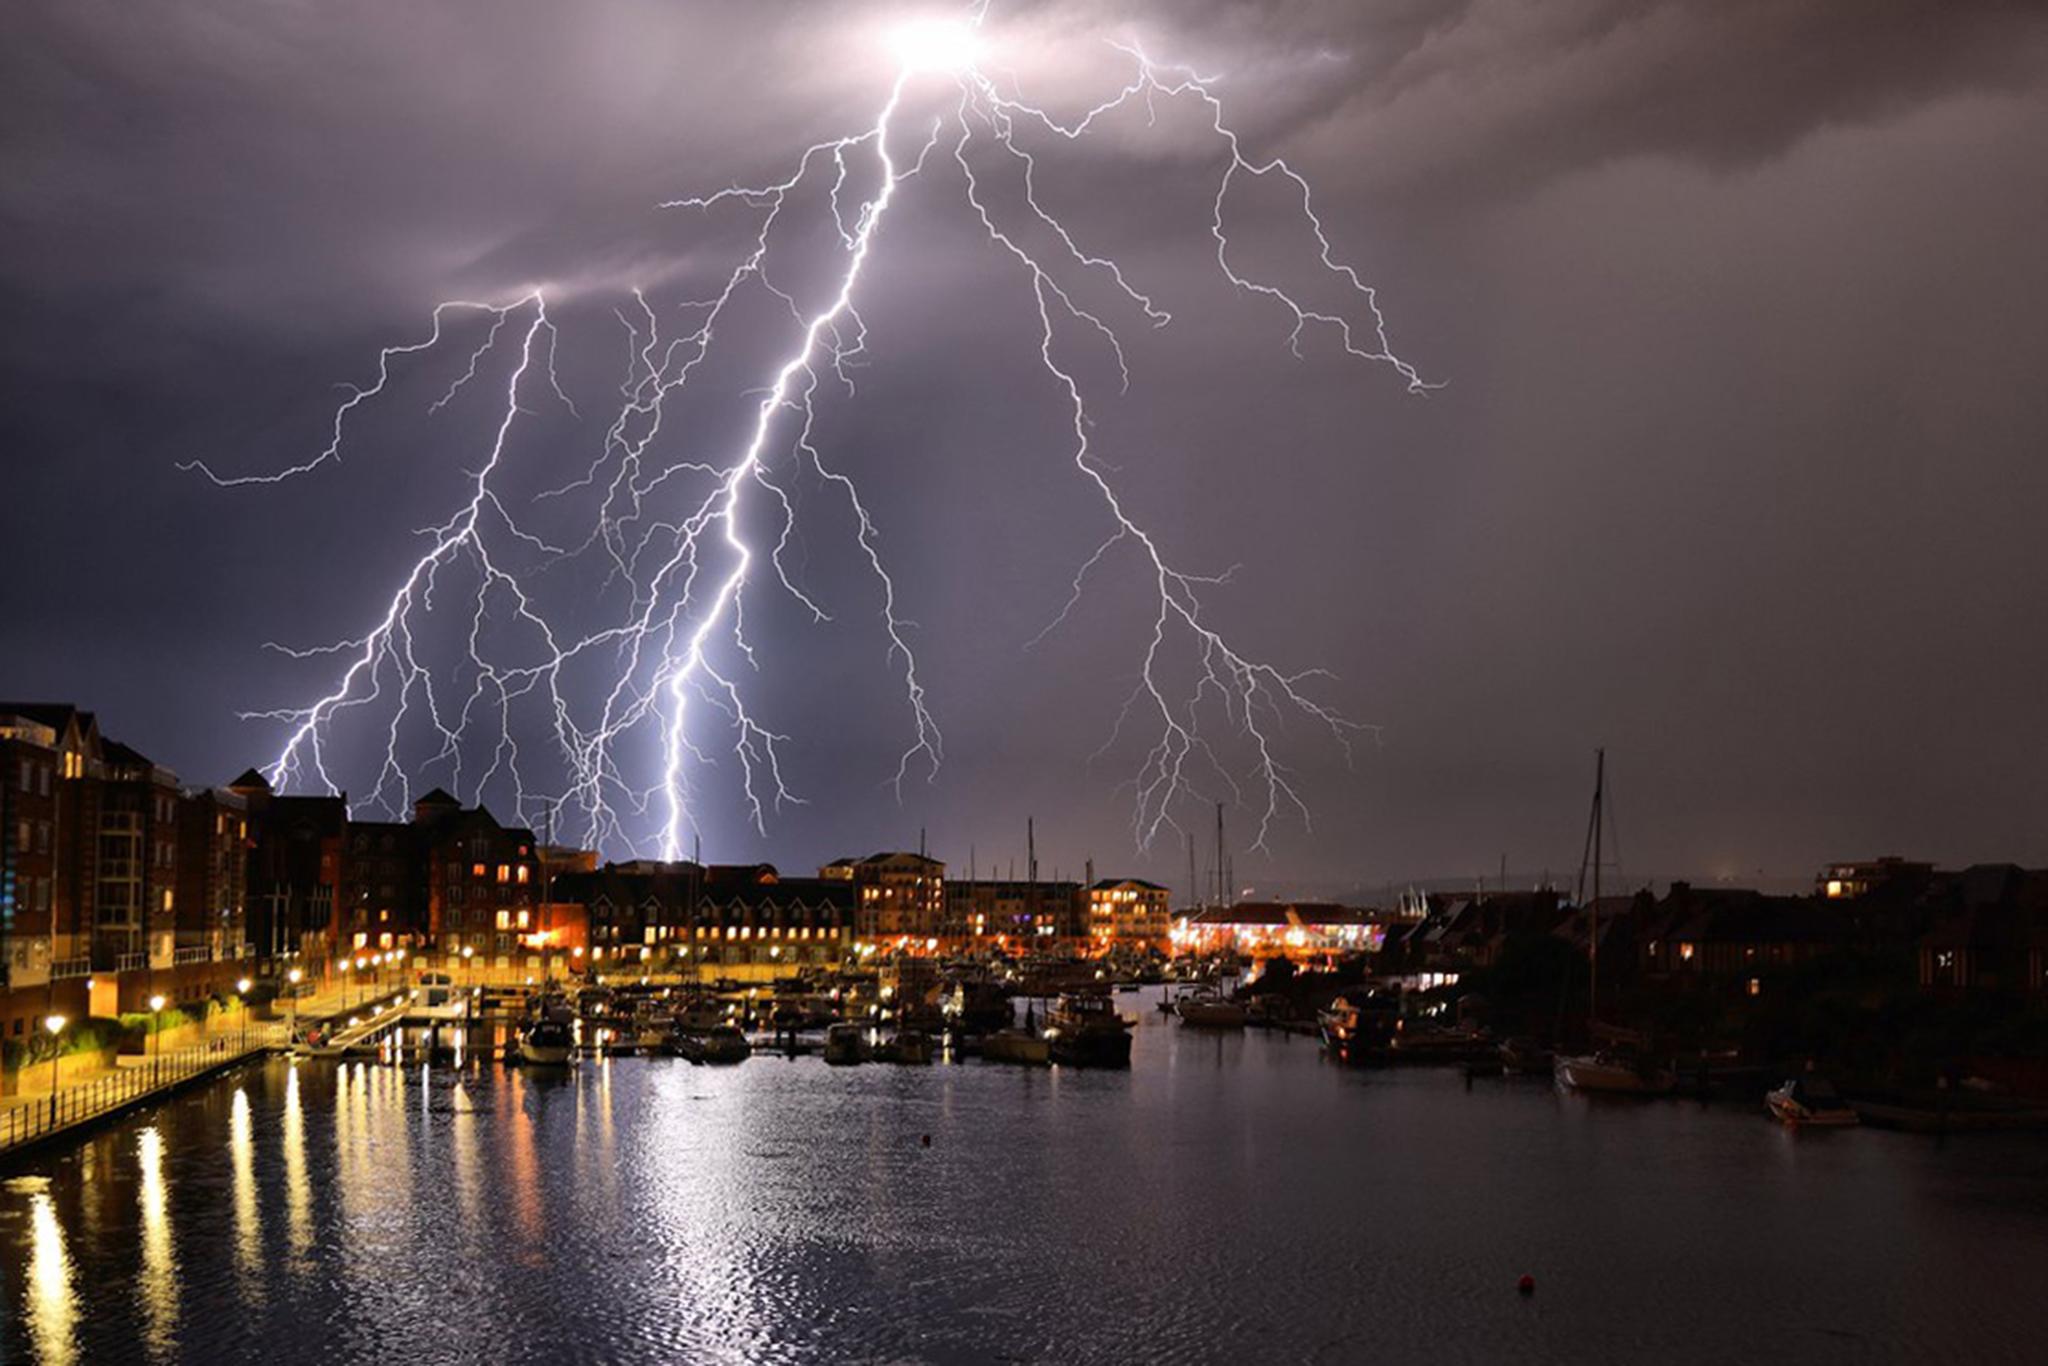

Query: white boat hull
1176;1001;1248;1029
1556;1055;1675;1094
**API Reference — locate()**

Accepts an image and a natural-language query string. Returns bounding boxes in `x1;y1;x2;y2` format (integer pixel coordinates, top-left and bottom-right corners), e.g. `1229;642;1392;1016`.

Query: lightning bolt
197;9;1427;860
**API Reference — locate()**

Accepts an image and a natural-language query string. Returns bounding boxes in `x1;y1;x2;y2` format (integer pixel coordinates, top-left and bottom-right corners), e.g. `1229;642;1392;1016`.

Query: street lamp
286;967;303;1041
148;994;166;1082
236;978;252;1049
43;1015;65;1127
462;944;475;991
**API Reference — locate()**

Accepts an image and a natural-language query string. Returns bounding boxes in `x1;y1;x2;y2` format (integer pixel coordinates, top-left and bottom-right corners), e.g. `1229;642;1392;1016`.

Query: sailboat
1554;750;1674;1096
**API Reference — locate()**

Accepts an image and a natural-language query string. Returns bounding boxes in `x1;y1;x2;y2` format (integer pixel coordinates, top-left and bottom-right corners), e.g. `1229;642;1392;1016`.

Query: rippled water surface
3;996;2045;1364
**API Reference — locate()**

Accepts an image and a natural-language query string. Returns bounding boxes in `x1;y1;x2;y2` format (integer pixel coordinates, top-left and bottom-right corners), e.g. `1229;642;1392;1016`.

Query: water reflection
230;1088;264;1302
283;1061;312;1265
2;1030;2044;1365
26;1187;78;1366
136;1126;179;1358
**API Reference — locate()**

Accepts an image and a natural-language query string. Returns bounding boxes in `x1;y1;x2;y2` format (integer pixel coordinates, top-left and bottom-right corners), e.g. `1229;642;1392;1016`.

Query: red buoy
1518;1275;1536;1296
921;1134;932;1148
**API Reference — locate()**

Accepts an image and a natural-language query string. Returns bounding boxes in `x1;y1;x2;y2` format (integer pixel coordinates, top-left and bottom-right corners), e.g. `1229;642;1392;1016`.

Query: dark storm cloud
4;1;2048;891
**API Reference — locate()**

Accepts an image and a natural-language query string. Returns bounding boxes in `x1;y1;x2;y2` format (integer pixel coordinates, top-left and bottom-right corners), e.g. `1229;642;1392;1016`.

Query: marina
1;985;2044;1365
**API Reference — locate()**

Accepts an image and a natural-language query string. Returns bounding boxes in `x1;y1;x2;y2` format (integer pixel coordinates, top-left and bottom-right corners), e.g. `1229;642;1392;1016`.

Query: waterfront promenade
0;978;382;1158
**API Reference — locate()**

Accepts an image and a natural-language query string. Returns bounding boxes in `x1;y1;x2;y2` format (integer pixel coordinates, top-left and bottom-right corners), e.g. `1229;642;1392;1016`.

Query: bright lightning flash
191;6;1429;860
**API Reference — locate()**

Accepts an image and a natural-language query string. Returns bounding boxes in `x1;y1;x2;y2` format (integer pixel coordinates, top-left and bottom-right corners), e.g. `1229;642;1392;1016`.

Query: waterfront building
553;861;854;980
943;878;1081;942
695;866;854;979
0;710;63;991
1174;901;1384;960
418;793;541;967
231;768;346;974
827;852;944;942
1086;878;1171;947
173;786;250;964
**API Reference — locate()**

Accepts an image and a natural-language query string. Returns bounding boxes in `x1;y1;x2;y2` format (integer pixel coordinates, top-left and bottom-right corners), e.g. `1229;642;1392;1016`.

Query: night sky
4;1;2047;895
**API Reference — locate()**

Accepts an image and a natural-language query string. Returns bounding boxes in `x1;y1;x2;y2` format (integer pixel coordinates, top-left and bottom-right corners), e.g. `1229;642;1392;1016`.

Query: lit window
1678;943;1695;962
472;863;487;879
516;866;530;885
497;864;510;884
516;910;529;929
1746;978;1761;997
496;911;510;930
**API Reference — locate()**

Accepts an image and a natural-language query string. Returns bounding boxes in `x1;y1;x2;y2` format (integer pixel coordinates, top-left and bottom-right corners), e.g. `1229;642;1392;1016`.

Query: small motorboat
517;1017;576;1066
876;1028;935;1065
1045;993;1134;1068
671;1023;752;1065
1766;1076;1860;1127
1175;988;1248;1030
1554;1050;1676;1095
822;1022;872;1066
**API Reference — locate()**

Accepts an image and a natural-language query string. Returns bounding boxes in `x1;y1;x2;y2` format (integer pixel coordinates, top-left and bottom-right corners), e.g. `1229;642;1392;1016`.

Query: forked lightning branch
187;10;1428;862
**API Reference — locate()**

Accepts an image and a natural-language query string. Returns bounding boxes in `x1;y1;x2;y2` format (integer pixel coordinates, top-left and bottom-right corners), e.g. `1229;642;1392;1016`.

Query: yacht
1044;993;1134;1068
517;993;577;1065
1765;1076;1860;1127
822;1022;872;1066
1175;988;1248;1029
670;1023;752;1065
412;970;468;1022
876;1028;935;1065
517;1016;576;1066
1554;1050;1676;1095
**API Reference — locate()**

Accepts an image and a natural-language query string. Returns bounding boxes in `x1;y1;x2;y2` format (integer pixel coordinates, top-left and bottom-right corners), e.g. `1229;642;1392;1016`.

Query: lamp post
43;1015;65;1128
236;978;252;1050
462;944;475;991
148;994;166;1083
286;967;303;1041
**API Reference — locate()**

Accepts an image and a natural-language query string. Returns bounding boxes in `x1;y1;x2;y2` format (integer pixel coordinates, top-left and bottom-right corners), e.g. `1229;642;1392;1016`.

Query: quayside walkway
0;977;407;1160
0;1027;285;1157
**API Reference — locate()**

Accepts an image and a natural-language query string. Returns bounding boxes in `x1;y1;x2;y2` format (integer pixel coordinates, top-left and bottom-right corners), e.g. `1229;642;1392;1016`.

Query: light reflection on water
0;1000;2044;1365
136;1125;178;1358
26;1185;76;1366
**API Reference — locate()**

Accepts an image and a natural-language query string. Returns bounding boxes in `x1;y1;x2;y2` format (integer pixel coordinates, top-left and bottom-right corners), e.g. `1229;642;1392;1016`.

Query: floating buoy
1518;1275;1536;1296
920;1134;932;1148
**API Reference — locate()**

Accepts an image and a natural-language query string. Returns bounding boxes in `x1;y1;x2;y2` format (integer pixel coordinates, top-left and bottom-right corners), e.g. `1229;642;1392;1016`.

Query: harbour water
2;993;2044;1365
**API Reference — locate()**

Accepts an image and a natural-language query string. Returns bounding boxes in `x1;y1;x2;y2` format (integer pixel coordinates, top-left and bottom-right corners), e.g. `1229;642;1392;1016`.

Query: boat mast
1214;802;1226;911
1575;748;1605;1020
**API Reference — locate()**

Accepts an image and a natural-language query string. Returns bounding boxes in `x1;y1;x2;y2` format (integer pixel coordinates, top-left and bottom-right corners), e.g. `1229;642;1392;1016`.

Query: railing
172;945;212;965
0;1026;285;1153
49;958;92;982
114;951;148;972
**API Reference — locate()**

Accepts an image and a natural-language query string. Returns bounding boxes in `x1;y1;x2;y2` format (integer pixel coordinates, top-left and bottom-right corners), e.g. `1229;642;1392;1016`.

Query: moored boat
671;1023;752;1065
876;1028;935;1065
518;1017;576;1066
1554;1050;1676;1095
1175;988;1248;1029
822;1022;872;1066
1045;993;1134;1068
1765;1076;1859;1127
980;1028;1051;1065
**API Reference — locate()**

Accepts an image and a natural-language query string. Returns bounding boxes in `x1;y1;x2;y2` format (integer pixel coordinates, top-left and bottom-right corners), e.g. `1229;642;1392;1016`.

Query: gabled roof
1089;878;1169;892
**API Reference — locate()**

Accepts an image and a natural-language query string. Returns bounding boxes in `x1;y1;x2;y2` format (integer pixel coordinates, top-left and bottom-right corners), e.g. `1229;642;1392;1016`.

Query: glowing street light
236;977;253;1049
286;966;303;1041
43;1015;65;1126
148;994;167;1082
